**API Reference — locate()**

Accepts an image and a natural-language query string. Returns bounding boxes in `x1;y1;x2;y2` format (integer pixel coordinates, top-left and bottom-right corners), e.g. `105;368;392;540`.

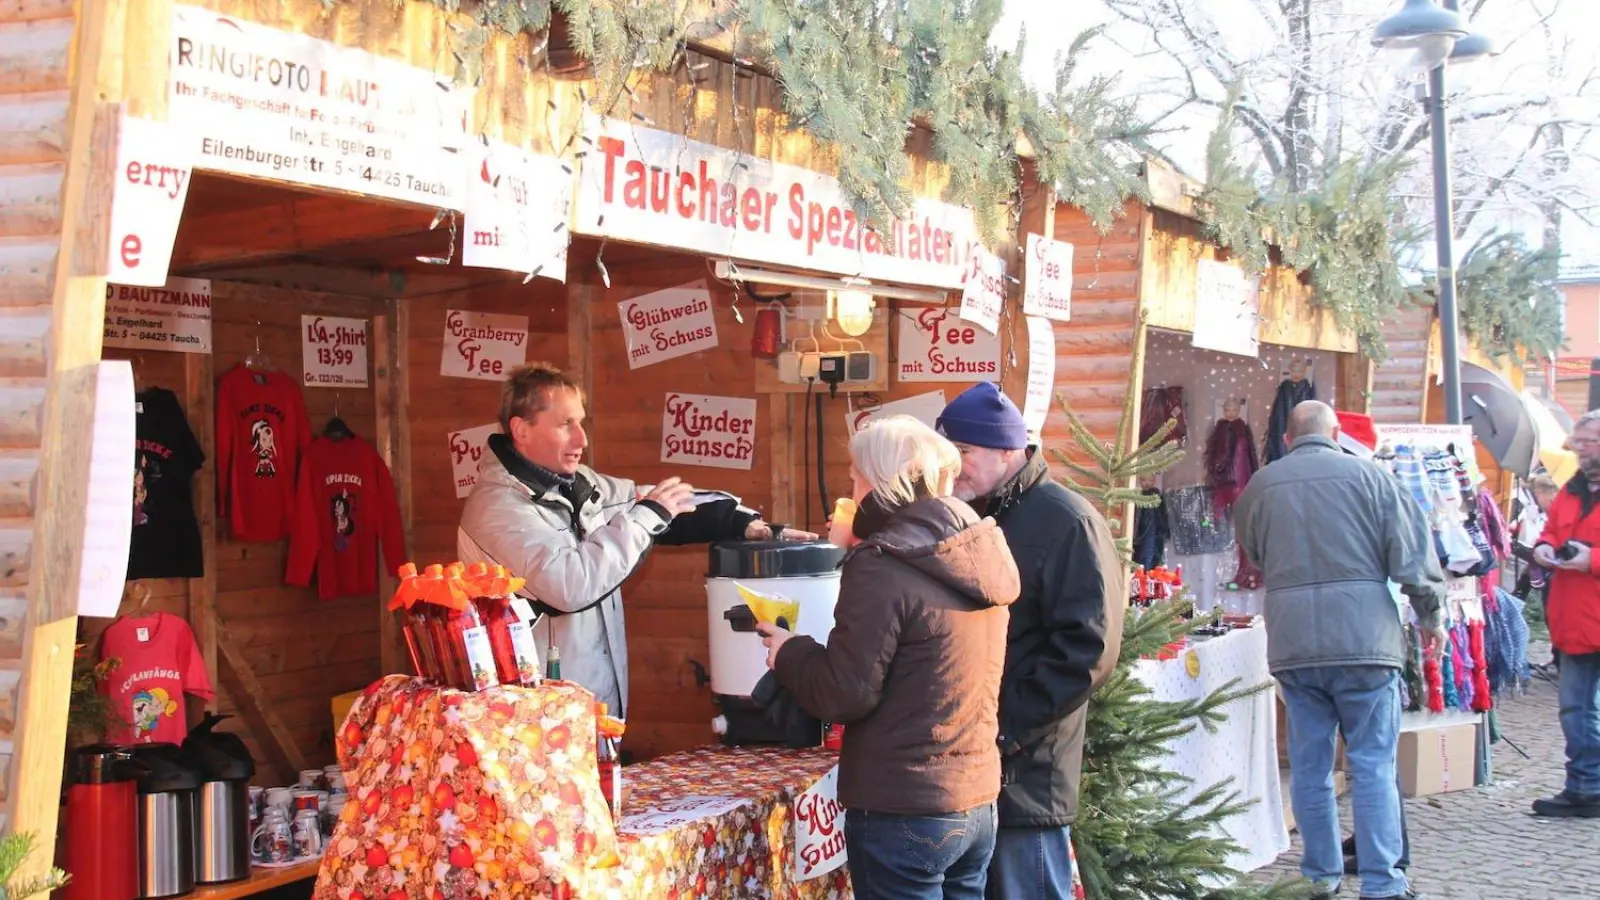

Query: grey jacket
1234;435;1445;674
458;447;669;713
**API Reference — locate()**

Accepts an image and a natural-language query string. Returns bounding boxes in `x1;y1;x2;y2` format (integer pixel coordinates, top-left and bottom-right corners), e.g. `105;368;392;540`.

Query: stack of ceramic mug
247;765;348;865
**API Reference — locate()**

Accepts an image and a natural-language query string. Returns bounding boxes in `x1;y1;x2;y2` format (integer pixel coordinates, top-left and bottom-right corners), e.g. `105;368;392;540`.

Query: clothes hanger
243;319;273;372
324;393;354;440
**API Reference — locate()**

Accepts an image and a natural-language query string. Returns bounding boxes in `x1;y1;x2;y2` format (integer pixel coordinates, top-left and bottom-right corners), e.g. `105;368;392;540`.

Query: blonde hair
1529;474;1559;494
849;415;961;508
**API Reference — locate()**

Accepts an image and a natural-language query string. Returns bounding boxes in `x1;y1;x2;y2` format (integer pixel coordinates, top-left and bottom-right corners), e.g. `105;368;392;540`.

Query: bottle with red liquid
445;563;500;691
595;703;625;818
390;562;440;680
415;564;465;687
473;564;542;687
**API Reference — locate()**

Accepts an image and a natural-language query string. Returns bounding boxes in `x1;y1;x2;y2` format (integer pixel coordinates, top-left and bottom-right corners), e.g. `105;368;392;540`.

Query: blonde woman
758;415;1019;899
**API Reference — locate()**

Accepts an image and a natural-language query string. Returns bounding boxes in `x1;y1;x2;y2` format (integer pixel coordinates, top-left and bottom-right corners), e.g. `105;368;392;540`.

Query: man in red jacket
1531;409;1600;818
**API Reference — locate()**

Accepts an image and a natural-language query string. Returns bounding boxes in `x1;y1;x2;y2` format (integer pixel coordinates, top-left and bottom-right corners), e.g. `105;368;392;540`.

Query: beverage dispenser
60;745;141;900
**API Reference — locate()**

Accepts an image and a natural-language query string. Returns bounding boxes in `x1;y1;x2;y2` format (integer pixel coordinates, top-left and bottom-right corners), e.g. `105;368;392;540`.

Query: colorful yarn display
1424;656;1445;713
1440;639;1460;710
1469;620;1493;712
1402;624;1426;713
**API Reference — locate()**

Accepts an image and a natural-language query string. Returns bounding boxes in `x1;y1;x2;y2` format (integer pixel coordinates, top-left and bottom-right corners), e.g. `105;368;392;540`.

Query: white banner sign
792;766;846;881
661;393;756;470
618;283;719;369
958;248;1006;335
448;423;500;499
846;390;948;435
1192;259;1261;358
1022;316;1056;441
103;277;212;354
440;309;528;381
574;117;979;289
107;114;194;287
79;362;136;618
301;315;369;388
168;5;473;209
896;306;1001;383
1022;233;1073;322
463;141;571;280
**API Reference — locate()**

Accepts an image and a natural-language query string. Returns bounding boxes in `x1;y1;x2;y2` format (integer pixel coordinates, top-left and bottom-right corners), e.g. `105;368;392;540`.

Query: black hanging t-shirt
128;388;205;578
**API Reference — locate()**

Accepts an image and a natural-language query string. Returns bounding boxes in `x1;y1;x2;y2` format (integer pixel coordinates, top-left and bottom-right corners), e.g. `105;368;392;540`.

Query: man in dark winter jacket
936;383;1125;898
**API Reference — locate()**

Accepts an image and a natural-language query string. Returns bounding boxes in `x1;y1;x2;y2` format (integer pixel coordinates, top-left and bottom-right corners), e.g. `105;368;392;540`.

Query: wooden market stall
2;0;1053;892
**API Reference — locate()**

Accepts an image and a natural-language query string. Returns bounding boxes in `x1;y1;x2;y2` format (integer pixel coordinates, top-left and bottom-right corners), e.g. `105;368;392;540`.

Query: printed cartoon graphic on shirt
331;490;355;552
130;685;179;740
132;455;157;526
251;419;277;477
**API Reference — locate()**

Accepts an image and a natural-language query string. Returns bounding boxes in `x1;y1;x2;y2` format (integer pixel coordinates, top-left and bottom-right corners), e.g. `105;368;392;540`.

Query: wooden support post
3;0;118;856
767;393;795;526
216;622;308;775
372;310;405;674
567;282;597;465
185;351;219;691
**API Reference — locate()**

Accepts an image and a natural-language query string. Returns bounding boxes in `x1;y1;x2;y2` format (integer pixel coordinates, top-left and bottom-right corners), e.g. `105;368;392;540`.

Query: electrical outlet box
846;351;876;383
818;354;847;385
777;351;802;384
799;354;821;381
771;350;884;389
793;304;827;321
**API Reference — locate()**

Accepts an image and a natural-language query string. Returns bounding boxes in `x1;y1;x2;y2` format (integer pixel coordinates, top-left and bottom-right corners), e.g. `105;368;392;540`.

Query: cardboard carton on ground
1398;723;1477;797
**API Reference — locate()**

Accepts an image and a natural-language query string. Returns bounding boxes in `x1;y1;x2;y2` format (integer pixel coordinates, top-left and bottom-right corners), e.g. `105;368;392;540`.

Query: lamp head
829;289;876;337
1372;0;1467;50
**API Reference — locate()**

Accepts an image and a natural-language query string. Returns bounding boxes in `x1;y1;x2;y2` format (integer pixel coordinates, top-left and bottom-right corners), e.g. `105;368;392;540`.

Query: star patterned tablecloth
1132;622;1290;873
312;677;850;899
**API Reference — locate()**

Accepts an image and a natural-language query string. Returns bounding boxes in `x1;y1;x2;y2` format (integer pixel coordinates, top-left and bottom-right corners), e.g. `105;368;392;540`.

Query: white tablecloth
1133;622;1289;873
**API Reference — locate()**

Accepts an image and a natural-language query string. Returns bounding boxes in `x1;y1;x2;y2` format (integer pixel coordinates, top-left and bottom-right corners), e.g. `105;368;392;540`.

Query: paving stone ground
1255;642;1600;899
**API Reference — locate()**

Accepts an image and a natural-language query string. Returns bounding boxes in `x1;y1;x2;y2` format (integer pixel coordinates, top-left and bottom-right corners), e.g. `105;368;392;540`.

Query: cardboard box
1398;723;1477;797
332;689;363;734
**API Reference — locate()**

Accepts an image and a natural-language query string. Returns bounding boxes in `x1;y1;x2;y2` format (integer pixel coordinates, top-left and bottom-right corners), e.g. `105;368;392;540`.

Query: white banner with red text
463;140;571;280
661;393;756;470
301;315;369;388
107;113;194;286
573;117;981;289
103;277;212;354
959;248;1006;335
1022;233;1073;322
440;309;528;381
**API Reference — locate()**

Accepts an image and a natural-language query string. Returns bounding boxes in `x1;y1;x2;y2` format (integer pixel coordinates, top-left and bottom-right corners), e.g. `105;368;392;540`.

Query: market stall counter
314;676;849;900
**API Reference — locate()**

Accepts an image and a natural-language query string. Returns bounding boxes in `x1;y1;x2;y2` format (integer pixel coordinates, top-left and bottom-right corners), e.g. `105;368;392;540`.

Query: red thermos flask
60;744;141;900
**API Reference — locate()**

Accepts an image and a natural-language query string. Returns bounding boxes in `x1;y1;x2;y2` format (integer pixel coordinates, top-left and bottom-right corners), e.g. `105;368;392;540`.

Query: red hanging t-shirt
217;365;311;542
286;435;407;600
100;613;213;745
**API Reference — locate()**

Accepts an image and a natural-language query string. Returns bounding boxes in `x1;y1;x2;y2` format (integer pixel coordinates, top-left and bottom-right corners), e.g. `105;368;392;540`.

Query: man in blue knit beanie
936;382;1125;899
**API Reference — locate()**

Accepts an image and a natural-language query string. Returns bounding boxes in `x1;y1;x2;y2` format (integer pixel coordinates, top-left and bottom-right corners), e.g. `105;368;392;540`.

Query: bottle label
598;760;621;816
506;619;542;685
461;626;500;690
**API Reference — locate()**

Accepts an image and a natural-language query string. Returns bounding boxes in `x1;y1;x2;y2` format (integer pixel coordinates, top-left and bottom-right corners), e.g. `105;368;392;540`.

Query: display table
1133;622;1289;873
191;859;322;899
314;677;848;899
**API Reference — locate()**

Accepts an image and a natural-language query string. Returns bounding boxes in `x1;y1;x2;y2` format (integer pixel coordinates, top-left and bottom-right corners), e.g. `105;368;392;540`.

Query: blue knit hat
936;383;1030;450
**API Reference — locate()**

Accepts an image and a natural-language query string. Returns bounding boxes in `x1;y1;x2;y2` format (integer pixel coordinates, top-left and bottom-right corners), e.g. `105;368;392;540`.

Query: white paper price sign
440;309;529;381
793;766;846;881
1022;316;1056;441
661;393;756;470
301;315;369;388
448;423;500;499
107;114;194;287
959;248;1006;335
896;306;1000;383
1192;259;1261;358
1022;233;1073;322
618;283;719;369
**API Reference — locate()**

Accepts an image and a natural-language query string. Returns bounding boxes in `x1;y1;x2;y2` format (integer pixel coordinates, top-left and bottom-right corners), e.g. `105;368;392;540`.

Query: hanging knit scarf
1402;624;1426;712
1424;655;1446;713
1440;637;1460;710
1450;623;1473;712
1468;620;1493;712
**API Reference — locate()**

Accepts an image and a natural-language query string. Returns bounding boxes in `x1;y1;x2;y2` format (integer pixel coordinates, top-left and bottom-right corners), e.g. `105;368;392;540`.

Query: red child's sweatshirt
216;365;311;542
286;435;406;600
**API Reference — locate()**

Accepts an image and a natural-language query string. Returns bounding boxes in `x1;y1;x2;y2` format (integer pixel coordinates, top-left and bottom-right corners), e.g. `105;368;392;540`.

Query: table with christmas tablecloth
312;676;849;900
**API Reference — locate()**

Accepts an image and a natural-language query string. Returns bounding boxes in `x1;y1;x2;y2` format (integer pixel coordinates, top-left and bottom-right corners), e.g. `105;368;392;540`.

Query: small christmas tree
0;832;69;899
1050;331;1312;900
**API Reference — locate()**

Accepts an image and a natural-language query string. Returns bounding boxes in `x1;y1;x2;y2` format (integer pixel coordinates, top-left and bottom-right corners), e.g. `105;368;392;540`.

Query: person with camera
1529;410;1600;819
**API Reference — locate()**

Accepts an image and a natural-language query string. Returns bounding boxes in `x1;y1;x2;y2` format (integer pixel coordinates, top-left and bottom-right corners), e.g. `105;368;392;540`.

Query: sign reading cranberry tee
217;365;311;542
100;613;214;745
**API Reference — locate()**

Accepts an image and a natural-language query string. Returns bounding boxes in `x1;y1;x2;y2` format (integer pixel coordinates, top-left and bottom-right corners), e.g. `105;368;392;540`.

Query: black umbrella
1460;362;1538;477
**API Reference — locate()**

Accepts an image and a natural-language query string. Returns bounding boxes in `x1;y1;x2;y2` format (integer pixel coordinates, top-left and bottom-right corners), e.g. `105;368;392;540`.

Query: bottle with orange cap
389;562;437;680
472;564;541;688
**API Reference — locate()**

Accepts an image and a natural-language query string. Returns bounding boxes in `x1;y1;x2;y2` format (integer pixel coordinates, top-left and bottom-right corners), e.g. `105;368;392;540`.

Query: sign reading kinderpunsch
661;394;756;470
168;5;472;210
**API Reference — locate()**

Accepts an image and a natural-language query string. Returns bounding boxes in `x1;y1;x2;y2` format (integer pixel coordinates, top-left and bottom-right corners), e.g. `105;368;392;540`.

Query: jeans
845;805;996;900
1278;666;1407;899
1559;651;1600;797
984;825;1074;900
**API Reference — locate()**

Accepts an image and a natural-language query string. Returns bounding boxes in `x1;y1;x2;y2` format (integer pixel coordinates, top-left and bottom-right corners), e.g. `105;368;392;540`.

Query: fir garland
395;0;1151;245
1453;232;1565;364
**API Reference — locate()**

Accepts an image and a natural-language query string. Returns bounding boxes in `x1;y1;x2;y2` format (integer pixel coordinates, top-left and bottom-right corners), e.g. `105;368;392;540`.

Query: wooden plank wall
86;283;392;786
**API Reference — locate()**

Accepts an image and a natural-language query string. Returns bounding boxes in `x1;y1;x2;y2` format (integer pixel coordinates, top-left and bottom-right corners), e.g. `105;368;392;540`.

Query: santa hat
1336;411;1377;458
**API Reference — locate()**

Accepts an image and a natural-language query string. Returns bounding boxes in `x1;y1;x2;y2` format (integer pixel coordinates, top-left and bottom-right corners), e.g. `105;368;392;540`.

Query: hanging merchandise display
285;432;407;600
99;611;214;745
1133;485;1169;571
1262;358;1316;463
127;387;205;579
1203;399;1262;590
1163;485;1236;557
1140;386;1187;447
216;363;312;542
